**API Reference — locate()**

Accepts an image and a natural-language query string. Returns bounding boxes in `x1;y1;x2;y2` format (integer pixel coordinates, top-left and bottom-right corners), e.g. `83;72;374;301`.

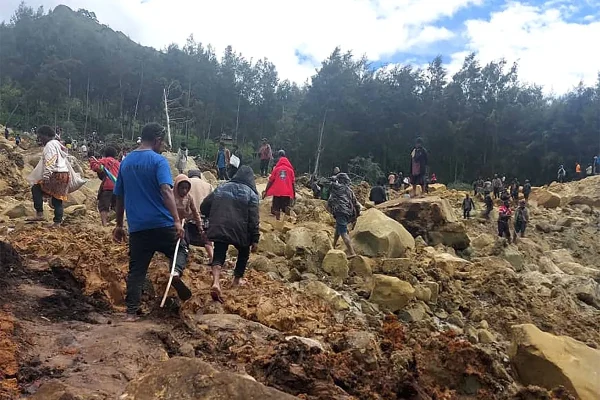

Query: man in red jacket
90;146;121;226
263;150;295;221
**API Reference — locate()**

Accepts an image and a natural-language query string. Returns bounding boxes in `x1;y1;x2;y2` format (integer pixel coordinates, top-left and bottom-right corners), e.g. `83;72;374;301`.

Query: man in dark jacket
201;165;260;302
409;137;428;197
492;174;503;199
369;179;388;205
328;173;360;256
522;179;532;201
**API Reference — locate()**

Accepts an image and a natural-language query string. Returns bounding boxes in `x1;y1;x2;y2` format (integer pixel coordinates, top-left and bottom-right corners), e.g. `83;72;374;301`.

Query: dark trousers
493;188;500;199
515;221;527;237
218;167;229;181
32;184;63;223
228;166;238;178
260;159;270;177
463;209;471;219
126;227;188;314
211;241;250;278
498;220;511;240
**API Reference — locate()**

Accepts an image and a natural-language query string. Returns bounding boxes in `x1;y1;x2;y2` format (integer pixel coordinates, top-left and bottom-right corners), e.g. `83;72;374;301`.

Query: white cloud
0;0;474;84
452;2;600;93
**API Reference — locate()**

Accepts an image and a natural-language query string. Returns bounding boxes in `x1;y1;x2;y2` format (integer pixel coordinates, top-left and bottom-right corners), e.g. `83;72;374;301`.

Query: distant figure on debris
136;137;141;145
215;142;231;181
557;165;566;183
575;163;582;180
264;150;296;221
229;144;242;178
89;146;121;226
333;167;341;176
522;179;532;201
586;164;593;176
498;201;513;242
484;193;493;219
187;169;214;262
388;172;396;190
483;178;492;197
4;127;8;140
514;200;529;239
594;156;600;175
80;143;88;157
201;166;260;303
15;134;21;146
258;138;273;177
369;179;388;205
395;172;404;190
500;188;511;203
28;126;70;227
510;179;520;202
409;137;428;197
492;174;502;199
462;193;475;219
113;123;192;322
328;173;360;256
176;142;188;174
430;173;437;184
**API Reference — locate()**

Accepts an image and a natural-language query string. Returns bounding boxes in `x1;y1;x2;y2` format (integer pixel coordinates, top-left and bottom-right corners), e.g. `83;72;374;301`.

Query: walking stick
160;219;185;308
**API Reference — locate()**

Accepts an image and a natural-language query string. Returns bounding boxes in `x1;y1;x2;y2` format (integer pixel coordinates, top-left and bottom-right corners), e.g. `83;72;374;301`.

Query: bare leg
333;232;340;248
412;184;417;197
210;265;223;302
342;232;355;256
100;211;108;226
205;244;214;264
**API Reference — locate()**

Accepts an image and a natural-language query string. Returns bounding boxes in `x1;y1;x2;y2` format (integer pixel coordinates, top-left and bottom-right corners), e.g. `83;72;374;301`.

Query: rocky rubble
1;137;600;399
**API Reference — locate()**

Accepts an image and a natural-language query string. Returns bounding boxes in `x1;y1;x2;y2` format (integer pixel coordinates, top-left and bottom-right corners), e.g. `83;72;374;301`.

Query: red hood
275;157;293;170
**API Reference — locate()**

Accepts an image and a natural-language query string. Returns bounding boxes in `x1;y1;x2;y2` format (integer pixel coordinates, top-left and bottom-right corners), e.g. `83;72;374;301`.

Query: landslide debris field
1;135;599;399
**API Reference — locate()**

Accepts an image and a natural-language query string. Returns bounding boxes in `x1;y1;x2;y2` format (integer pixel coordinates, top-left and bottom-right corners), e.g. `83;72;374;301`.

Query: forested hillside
1;2;600;183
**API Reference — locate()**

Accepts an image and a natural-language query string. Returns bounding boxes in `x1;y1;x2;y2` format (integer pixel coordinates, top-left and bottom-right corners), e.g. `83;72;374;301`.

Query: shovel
160;219;185;308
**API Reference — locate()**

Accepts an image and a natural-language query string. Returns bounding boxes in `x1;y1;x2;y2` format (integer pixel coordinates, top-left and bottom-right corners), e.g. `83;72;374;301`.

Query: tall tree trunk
313;109;328;177
132;63;144;140
235;90;241;142
164;87;172;148
83;74;90;137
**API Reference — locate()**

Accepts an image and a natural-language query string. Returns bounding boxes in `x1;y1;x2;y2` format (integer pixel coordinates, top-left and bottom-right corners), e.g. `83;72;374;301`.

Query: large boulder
471;233;495;250
122;357;297;400
553;275;600;309
529;188;561;208
298;280;350;311
550;175;600;207
284;226;332;272
379;197;469;250
427;183;447;193
351;208;415;258
369;274;415;312
322;249;349;280
432;253;472;275
349;256;373;277
509;324;600;400
4;203;33;219
259;232;286;256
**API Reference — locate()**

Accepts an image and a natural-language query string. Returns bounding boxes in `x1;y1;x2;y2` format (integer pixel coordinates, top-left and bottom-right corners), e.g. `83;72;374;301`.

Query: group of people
465;174;531;243
559;159;600;182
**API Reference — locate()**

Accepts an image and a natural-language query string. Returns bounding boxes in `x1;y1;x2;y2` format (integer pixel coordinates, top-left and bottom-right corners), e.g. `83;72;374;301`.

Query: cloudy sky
1;0;600;94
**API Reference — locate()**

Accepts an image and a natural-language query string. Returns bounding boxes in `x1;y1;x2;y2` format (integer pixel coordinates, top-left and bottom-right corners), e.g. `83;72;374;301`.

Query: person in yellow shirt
575;163;581;180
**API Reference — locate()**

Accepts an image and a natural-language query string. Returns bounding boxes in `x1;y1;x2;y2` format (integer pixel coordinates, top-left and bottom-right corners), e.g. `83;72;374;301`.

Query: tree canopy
1;2;599;184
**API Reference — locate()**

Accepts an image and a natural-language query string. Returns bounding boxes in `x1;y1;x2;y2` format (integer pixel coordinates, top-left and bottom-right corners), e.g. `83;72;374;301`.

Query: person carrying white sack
27;125;87;227
28;126;70;226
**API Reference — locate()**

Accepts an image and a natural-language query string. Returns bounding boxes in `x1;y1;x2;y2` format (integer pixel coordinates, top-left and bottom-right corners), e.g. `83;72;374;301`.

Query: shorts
335;214;349;235
272;196;291;214
412;174;424;186
98;190;116;212
185;222;210;247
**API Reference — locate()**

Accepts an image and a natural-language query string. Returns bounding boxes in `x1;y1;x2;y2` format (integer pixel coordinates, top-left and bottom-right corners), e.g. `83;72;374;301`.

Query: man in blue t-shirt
113;122;192;321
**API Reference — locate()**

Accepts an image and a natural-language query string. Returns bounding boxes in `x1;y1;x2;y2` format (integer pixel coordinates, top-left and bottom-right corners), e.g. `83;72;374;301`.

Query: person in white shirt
29;126;70;226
